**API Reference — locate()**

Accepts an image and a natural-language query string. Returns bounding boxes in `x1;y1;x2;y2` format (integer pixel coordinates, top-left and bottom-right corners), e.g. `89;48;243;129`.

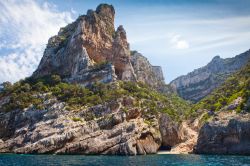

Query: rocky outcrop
32;4;167;89
152;66;165;82
112;26;136;81
170;50;250;102
0;95;161;155
33;4;137;85
194;112;250;155
159;114;198;154
131;51;164;89
159;114;182;147
65;62;117;86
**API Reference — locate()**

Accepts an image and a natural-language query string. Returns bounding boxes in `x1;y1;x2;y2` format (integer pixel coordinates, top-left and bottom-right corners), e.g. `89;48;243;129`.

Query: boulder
159;114;198;154
194;112;250;155
159;114;182;147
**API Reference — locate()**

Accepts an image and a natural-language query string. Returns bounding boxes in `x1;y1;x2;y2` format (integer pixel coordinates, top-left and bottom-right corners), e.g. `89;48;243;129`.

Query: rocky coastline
0;4;249;156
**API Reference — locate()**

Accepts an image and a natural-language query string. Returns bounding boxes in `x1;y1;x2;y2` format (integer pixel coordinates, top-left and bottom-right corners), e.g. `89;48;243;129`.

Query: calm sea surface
0;154;250;166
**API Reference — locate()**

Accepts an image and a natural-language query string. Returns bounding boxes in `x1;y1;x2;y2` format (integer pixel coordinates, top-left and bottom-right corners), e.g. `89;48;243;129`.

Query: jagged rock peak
209;55;222;64
32;4;166;89
96;4;115;19
32;4;135;85
115;25;127;42
212;55;221;60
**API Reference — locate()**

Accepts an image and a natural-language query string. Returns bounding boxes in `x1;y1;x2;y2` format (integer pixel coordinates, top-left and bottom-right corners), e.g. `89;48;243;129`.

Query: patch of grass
144;119;152;126
199;113;211;126
71;117;83;122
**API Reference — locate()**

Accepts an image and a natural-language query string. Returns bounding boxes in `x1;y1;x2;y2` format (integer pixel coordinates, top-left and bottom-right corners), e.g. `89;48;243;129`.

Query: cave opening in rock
158;145;172;151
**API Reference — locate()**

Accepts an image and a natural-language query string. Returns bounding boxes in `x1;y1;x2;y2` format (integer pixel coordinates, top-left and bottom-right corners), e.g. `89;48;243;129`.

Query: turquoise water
0;154;250;166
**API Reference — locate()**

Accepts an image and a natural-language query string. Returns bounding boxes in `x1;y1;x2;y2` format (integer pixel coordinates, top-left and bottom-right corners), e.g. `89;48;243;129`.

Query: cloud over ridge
0;0;74;83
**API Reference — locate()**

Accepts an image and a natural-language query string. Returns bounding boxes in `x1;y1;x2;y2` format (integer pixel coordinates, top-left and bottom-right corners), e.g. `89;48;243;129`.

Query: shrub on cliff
188;61;250;118
0;75;191;122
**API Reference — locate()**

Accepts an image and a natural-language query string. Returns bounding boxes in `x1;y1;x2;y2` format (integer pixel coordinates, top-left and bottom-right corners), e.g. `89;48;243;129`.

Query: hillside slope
170;50;250;102
192;60;250;155
194;60;250;114
0;75;191;155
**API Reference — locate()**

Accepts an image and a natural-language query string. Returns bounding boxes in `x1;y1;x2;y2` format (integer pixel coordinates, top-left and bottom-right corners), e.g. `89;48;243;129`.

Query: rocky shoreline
0;93;249;155
0;3;249;156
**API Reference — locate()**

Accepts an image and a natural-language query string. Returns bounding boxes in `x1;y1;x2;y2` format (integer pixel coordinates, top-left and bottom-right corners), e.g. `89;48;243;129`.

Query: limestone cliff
0;4;176;155
0;94;161;155
194;112;250;155
192;59;250;155
3;3;250;156
131;51;165;89
170;50;250;102
33;4;136;84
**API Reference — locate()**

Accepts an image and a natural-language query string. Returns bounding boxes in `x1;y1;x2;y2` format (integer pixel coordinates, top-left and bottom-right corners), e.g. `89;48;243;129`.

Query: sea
0;154;250;166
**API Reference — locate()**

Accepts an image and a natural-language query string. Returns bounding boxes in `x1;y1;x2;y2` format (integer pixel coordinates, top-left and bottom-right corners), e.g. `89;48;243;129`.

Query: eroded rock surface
159;114;198;154
33;4;137;85
194;112;250;155
0;96;161;155
131;51;165;89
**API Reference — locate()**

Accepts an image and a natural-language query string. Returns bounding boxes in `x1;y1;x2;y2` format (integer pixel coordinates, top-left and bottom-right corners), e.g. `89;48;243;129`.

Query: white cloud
0;0;74;83
176;40;189;49
170;34;190;49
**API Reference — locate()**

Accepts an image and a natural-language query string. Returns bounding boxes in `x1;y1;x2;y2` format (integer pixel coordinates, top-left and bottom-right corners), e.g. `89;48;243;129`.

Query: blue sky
0;0;250;83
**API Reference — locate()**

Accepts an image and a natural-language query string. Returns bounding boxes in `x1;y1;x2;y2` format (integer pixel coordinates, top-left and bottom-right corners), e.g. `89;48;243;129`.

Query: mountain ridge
170;49;250;102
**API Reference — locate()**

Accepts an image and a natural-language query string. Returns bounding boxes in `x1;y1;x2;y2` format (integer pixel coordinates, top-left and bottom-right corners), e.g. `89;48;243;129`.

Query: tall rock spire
33;4;136;84
32;4;165;88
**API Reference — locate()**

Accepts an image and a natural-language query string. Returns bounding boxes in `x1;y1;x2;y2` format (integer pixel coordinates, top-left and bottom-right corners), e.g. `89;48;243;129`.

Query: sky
0;0;250;83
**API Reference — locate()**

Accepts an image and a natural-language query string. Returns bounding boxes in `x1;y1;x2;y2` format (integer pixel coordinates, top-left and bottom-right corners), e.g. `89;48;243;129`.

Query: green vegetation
71;117;83;122
130;50;138;55
5;60;247;123
91;61;109;71
144;119;153;126
0;75;191;122
199;113;211;125
187;61;250;118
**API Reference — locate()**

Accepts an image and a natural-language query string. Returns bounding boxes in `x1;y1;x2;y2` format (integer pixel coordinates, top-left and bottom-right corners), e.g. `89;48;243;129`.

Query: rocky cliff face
0;4;188;156
33;4;166;87
170;50;250;102
159;114;198;154
192;58;250;155
131;51;165;89
3;3;250;156
194;112;250;155
0;95;161;155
